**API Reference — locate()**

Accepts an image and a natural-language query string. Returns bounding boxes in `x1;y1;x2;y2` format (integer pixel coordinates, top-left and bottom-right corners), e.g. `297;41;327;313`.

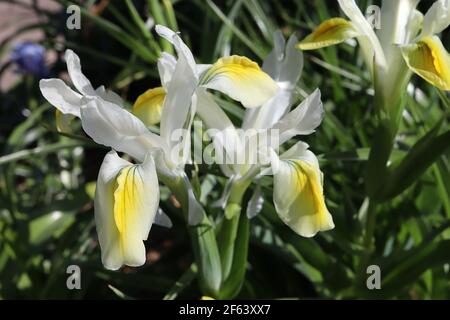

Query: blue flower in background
11;42;49;78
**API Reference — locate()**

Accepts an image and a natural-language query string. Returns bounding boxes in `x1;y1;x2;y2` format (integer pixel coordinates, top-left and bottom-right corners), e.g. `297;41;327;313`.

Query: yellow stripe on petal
112;162;158;267
132;87;166;126
201;55;279;108
402;36;450;90
273;159;334;237
297;18;359;50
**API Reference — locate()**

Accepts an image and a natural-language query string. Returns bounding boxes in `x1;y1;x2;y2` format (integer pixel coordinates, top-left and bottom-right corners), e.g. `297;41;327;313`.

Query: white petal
263;32;303;90
96;85;124;105
65;49;96;96
272;89;324;144
154;208;173;228
195;89;235;131
419;0;450;39
378;0;420;47
94;151;129;270
159;51;197;154
338;0;387;66
155;25;197;73
243;33;303;130
246;184;264;219
272;150;334;237
95;151;159;270
80;97;164;162
39;79;82;117
262;30;286;79
201;55;279;108
242;85;291;131
157;52;177;88
195;90;244;168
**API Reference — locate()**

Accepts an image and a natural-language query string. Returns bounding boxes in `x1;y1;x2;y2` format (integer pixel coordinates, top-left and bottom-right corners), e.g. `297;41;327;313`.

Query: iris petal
201;55;279;108
132;87;166;126
297;18;359;50
402;36;450;90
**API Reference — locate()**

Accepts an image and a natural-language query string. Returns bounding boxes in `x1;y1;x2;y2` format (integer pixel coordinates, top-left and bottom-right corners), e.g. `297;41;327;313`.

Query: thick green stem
162;174;222;297
217;178;252;298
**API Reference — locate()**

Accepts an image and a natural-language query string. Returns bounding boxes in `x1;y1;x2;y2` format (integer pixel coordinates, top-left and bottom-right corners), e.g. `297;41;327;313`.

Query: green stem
356;199;377;286
217;178;251;297
161;174;222;297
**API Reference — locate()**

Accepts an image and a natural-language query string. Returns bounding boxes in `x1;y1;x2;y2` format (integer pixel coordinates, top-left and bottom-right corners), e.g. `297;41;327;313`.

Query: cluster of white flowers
40;25;333;270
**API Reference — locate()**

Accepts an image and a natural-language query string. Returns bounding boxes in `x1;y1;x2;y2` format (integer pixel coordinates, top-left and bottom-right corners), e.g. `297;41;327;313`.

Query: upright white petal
155;25;197;73
159;51;197;163
65;49;96;96
95;151;159;270
195;90;244;174
80;97;164;162
39;79;82;117
272;89;324;145
262;30;287;80
157;52;177;88
243;32;303;130
263;32;303;90
379;0;420;48
338;0;387;66
418;0;450;39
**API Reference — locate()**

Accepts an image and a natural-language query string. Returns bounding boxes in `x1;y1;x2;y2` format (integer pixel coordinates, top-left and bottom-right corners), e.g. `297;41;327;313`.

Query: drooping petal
419;0;450;39
113;156;159;266
201;55;279;108
39;78;82;117
55;109;75;133
272;89;324;145
272;144;334;237
297;18;359;50
80;97;164;162
64;49;96;96
401;36;450;90
95;151;159;270
132;87;166;126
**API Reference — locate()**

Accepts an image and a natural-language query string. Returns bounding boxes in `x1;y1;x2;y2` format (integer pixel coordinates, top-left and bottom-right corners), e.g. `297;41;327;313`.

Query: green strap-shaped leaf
380;122;450;200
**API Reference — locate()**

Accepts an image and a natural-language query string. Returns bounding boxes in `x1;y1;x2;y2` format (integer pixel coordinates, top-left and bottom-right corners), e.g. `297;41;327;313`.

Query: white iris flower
298;0;450;98
39;26;278;270
196;31;334;237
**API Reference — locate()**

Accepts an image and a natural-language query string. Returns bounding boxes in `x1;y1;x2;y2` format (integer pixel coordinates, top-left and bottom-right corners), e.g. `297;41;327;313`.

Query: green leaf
163;264;197;300
29;211;76;245
381;124;450;200
189;215;222;297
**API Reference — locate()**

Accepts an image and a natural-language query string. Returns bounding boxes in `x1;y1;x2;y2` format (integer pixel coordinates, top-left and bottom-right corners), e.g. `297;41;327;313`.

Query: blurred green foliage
0;0;449;299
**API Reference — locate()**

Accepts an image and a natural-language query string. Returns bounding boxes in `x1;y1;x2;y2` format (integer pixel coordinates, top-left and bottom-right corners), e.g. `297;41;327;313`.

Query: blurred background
0;0;449;299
